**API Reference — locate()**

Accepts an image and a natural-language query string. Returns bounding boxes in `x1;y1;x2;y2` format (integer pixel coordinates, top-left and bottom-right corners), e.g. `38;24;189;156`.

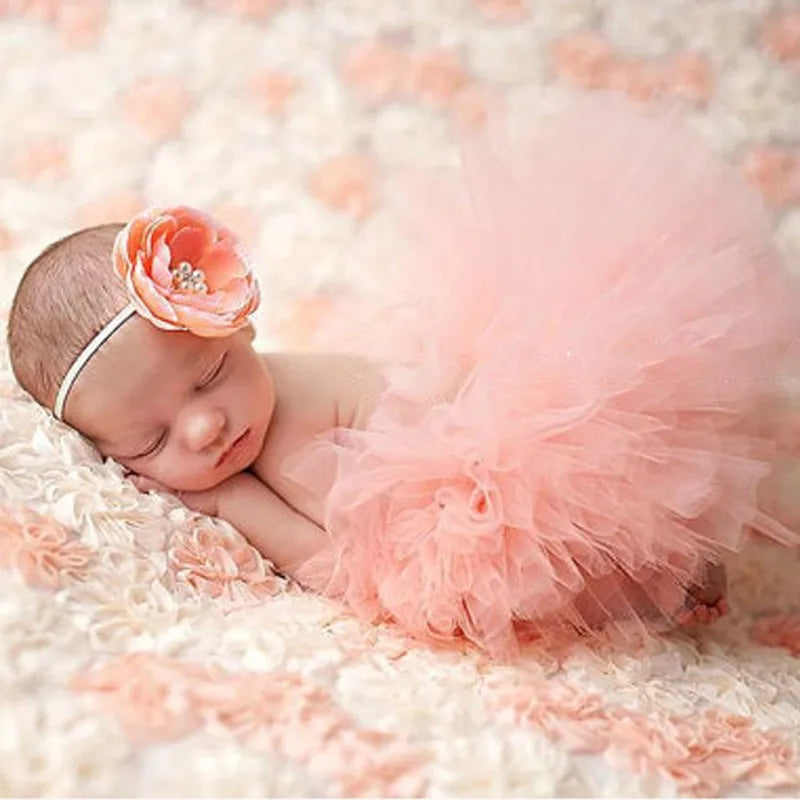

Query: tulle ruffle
285;97;800;659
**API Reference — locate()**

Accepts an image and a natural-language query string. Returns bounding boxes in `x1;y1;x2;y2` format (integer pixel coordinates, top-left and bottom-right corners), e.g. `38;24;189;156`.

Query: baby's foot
676;562;728;627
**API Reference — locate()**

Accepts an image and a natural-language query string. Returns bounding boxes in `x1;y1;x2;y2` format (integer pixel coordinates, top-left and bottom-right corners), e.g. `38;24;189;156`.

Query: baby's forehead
117;317;226;364
117;334;222;403
118;325;212;366
73;325;220;435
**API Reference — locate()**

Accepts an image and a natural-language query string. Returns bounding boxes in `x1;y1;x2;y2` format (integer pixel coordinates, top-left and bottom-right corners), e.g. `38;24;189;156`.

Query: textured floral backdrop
0;0;798;334
1;1;800;797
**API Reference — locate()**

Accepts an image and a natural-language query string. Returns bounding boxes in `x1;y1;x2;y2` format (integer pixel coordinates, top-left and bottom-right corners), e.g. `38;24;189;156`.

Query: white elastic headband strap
53;304;137;422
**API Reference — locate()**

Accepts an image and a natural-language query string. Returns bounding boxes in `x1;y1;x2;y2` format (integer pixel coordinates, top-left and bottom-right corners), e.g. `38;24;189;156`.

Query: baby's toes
677;606;701;627
689;562;727;607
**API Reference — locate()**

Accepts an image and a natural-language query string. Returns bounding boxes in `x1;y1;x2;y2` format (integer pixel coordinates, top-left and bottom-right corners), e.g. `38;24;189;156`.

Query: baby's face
67;317;274;491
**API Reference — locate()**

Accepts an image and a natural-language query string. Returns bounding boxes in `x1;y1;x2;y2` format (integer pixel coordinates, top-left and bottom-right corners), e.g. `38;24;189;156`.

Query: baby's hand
128;474;168;495
129;474;220;517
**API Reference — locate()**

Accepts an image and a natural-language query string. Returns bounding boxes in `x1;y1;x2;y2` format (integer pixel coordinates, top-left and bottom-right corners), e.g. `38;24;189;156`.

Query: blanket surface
1;0;800;795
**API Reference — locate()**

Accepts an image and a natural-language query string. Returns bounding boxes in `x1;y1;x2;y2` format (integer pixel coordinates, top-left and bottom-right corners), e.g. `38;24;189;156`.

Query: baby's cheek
126;454;173;488
156;460;221;494
147;459;183;490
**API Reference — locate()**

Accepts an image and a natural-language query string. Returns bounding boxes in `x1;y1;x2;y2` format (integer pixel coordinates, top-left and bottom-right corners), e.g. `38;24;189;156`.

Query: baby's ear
243;321;256;343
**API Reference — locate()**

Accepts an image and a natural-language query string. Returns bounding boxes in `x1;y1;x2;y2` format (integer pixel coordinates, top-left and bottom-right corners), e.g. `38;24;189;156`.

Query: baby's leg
676;561;728;626
566;560;727;632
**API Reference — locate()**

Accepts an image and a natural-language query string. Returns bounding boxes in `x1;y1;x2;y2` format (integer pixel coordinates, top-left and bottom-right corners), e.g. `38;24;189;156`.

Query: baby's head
7;208;272;492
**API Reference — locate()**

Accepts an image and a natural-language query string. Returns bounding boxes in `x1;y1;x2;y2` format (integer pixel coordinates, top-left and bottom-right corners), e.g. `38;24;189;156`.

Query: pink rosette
113;205;260;337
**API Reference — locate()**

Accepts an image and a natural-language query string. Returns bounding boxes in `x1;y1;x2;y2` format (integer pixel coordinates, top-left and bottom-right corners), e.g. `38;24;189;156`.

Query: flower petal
150;234;173;288
112;204;260;337
197;245;248;290
168;224;213;267
130;253;180;324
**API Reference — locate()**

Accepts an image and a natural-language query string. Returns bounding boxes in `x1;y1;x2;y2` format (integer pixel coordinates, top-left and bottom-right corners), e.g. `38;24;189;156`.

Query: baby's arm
215;472;325;572
134;472;325;572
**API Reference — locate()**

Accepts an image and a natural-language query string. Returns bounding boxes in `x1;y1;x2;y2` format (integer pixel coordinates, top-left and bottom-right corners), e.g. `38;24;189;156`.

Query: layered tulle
285;97;800;659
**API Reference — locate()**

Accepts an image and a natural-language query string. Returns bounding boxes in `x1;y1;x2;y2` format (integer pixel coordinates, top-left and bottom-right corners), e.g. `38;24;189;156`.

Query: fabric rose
0;505;92;589
113;205;260;337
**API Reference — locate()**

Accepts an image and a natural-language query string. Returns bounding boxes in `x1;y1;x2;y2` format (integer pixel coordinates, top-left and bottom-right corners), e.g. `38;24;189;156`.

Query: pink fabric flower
0;0;106;46
120;76;192;141
551;34;714;107
341;41;409;104
113;205;260;337
0;505;92;589
403;49;469;106
201;0;284;21
496;677;800;796
742;146;800;208
308;156;377;220
450;84;491;128
0;222;15;251
72;653;209;741
10;137;69;182
751;614;800;656
550;33;616;90
168;525;281;600
473;0;528;23
761;11;800;65
605;59;666;103
75;653;427;795
55;0;107;48
665;52;714;106
249;68;298;116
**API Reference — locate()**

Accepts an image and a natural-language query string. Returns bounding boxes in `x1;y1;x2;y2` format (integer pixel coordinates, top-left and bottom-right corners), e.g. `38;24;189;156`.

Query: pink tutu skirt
285;98;800;658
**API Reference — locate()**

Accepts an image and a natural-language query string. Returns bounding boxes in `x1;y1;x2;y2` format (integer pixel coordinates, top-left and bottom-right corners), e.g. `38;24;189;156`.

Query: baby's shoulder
261;351;384;430
251;351;384;507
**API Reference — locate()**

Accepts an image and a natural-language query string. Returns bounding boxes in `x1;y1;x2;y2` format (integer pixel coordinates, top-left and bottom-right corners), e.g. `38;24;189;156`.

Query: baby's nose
182;407;226;452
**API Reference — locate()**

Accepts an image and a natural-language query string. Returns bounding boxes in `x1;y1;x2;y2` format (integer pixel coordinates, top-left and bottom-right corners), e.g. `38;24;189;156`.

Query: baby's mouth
215;429;250;468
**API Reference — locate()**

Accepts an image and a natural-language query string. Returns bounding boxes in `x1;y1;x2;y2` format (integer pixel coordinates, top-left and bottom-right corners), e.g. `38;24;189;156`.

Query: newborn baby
7;203;730;657
7;210;383;573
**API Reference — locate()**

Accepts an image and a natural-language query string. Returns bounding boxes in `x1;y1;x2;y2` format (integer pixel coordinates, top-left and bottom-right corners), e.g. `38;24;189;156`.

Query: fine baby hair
8;224;127;411
7;207;260;427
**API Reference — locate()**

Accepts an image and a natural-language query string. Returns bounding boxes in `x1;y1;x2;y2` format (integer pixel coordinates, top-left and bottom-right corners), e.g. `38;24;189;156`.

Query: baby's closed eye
196;353;227;390
132;431;168;460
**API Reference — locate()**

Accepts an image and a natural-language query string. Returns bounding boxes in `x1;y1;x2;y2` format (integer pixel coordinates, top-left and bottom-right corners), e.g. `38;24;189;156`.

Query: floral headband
53;205;260;421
